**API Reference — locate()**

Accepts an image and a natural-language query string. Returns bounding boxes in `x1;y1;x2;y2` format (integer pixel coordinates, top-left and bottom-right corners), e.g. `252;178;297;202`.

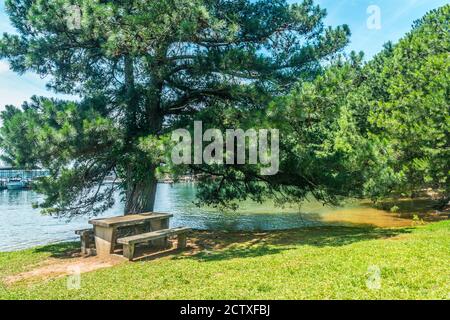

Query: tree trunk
122;52;163;215
124;165;158;214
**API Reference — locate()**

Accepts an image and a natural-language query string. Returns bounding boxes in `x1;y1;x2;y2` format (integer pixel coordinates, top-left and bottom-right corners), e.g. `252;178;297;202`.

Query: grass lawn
0;220;449;300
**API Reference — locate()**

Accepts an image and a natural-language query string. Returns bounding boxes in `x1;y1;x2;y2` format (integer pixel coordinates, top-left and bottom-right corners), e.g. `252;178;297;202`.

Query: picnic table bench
117;227;192;260
75;228;95;255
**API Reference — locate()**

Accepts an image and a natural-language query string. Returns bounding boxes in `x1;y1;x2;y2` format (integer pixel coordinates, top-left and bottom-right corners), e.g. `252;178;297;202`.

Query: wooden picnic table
89;212;173;256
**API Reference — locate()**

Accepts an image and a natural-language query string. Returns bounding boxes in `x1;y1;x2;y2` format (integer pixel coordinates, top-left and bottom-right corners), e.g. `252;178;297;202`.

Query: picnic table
89;212;173;256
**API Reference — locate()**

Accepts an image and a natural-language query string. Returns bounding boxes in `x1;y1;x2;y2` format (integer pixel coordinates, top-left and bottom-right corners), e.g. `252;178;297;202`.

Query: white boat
6;178;26;190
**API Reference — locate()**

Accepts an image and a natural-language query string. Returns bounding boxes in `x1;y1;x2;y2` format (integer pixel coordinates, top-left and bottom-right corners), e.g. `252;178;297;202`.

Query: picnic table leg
161;218;170;247
150;218;170;248
122;244;135;261
94;226;117;256
177;234;187;249
80;232;90;255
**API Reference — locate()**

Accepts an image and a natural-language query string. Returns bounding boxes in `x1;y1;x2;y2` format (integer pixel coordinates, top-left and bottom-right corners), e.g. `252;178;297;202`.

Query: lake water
0;183;418;252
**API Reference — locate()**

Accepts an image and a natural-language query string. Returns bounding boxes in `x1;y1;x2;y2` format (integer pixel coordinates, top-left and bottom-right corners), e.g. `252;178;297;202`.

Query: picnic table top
89;212;173;228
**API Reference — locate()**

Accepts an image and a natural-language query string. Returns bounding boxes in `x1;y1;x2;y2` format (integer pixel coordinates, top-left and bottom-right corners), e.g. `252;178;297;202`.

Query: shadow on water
174;226;413;262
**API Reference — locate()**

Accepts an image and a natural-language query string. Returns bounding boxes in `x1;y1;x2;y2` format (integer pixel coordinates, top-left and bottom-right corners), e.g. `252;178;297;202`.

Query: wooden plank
117;227;191;245
89;212;173;228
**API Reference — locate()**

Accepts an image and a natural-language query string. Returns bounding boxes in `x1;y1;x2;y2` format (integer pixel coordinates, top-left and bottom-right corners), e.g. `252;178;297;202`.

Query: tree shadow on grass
29;225;414;263
176;226;413;262
33;241;80;259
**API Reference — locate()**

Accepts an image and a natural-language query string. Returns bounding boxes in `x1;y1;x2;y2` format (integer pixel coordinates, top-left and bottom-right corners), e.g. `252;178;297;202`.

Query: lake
0;183;417;251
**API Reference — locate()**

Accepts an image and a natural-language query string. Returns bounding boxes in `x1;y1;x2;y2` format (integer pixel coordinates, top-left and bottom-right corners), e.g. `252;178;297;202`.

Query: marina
0;167;49;190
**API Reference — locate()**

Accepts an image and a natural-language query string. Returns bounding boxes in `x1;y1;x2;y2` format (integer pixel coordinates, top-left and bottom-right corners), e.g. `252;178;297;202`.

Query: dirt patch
4;254;125;285
3;238;202;285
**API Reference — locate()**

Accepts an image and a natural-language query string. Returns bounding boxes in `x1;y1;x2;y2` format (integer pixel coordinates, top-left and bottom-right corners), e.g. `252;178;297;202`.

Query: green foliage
0;96;123;215
267;56;369;203
270;5;449;204
365;5;450;199
229;4;449;207
259;51;402;204
0;0;350;215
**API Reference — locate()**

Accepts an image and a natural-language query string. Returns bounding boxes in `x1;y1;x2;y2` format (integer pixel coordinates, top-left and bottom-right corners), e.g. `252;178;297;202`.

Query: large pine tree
0;0;349;216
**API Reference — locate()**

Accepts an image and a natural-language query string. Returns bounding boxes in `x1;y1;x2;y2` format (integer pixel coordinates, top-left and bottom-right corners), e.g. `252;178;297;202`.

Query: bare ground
3;254;125;285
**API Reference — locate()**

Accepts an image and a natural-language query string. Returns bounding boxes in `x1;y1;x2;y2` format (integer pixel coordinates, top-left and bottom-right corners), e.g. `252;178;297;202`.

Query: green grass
1;221;449;299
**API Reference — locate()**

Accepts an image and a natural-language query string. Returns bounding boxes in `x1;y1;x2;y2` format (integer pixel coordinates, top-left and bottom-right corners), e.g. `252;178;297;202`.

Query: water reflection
153;184;325;230
0;183;422;251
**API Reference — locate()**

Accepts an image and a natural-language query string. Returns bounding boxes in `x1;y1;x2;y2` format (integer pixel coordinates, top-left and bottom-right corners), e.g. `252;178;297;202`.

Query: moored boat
6;178;26;190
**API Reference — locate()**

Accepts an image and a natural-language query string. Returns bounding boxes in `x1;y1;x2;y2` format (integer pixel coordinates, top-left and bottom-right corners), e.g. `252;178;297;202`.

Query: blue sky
0;0;448;110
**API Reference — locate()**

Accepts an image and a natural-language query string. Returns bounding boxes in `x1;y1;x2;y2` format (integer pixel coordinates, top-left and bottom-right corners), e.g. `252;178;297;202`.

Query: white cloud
0;60;11;74
0;86;32;108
